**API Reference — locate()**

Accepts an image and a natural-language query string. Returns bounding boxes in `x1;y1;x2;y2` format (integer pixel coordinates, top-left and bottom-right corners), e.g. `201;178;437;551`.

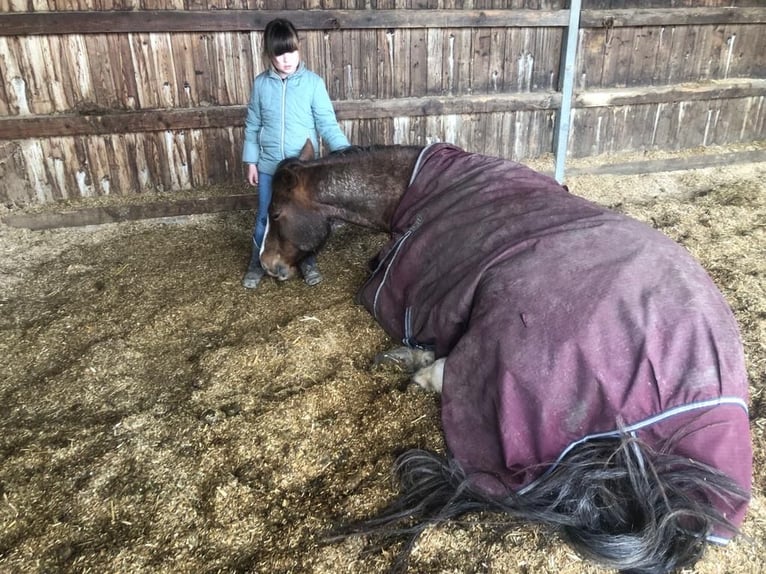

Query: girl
242;18;350;289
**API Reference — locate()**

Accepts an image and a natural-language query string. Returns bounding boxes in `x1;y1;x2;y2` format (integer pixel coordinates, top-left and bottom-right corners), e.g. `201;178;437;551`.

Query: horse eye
272;211;281;220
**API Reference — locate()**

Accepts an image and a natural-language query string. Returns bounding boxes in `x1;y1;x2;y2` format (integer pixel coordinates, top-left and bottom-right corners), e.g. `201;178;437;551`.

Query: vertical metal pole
554;0;582;184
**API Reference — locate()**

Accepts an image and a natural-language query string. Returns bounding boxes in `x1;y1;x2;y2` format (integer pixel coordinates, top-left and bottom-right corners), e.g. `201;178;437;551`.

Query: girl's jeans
251;171;317;268
251;171;272;250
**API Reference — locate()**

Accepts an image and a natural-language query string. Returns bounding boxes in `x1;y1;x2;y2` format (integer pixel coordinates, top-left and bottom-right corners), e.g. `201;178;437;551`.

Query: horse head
260;140;332;281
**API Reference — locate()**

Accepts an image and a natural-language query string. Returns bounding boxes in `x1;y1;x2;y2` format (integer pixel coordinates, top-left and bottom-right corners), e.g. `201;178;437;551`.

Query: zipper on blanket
370;215;424;322
401;307;432;350
403;307;416;347
518;396;749;497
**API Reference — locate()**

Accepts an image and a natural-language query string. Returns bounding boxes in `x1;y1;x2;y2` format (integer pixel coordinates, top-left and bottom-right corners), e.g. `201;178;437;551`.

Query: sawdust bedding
0;160;765;573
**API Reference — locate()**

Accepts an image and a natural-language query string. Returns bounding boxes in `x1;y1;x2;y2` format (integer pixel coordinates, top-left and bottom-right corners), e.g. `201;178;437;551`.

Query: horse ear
299;139;315;161
273;165;299;196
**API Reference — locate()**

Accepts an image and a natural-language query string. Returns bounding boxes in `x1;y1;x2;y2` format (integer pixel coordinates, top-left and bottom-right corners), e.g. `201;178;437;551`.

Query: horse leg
374;346;435;371
374;346;445;393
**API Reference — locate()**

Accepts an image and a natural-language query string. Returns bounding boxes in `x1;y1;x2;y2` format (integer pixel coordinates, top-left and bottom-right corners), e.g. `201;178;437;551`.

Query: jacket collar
266;60;306;81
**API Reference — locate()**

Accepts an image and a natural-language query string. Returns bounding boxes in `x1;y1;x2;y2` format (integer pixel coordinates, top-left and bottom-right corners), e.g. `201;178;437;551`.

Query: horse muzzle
260;256;296;281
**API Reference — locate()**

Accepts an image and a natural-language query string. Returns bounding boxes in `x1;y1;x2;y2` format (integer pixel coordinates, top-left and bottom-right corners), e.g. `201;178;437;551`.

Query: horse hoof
303;269;323;286
300;259;323;286
374;347;435;372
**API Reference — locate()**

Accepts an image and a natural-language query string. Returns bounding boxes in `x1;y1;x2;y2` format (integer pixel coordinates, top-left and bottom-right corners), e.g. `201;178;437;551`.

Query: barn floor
1;161;765;573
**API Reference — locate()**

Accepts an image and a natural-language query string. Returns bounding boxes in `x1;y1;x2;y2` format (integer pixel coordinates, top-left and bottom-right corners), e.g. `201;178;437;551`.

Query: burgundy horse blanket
356;143;751;539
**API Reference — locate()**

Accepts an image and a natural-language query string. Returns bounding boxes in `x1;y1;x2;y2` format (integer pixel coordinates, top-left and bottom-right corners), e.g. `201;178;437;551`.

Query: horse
260;140;752;574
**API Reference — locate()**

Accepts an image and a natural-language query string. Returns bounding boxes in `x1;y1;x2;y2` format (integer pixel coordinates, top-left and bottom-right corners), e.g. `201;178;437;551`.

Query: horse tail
340;435;748;574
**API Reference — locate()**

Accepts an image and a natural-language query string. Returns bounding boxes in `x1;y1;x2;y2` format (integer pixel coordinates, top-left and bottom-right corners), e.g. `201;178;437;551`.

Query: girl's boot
242;251;265;289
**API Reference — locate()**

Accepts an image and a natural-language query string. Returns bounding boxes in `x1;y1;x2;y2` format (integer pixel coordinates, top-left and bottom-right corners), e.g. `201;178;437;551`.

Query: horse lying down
260;141;752;573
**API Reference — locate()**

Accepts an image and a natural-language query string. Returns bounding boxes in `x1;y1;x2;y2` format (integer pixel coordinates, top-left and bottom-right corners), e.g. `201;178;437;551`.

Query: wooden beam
335;92;561;119
3;78;762;141
0;194;259;230
4;149;764;230
581;8;766;28
2;7;764;37
0;92;561;139
0;107;246;139
0;9;568;37
566;149;766;177
575;79;766;108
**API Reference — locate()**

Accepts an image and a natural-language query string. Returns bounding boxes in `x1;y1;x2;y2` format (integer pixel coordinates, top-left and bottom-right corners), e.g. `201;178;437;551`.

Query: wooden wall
0;0;764;206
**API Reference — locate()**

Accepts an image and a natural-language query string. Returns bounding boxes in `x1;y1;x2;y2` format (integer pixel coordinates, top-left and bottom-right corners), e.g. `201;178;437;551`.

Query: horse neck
314;149;420;231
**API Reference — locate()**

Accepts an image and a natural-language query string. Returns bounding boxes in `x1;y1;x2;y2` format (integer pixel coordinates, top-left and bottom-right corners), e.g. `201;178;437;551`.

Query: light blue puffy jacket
242;62;350;175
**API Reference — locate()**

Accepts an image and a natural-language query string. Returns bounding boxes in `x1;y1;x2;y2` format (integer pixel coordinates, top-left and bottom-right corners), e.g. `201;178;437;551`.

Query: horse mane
331;434;748;574
330;145;369;156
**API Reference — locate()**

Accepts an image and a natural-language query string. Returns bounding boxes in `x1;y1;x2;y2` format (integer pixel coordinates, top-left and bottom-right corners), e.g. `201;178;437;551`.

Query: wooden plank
425;27;444;95
495;110;514;159
739;22;766;78
358;28;377;99
575;27;605;90
672;23;696;85
222;30;252;104
533;26;562;91
453;28;473;94
597;19;622;88
107;133;135;195
626;25;661;87
190;32;217;108
302;30;323;86
1;193;260;230
472;27;492;94
0;9;570;36
342;28;360;99
373;28;390;99
326;27;344;101
487;27;506;93
85;34;119;109
409;25;427;97
612;26;636;88
393;28;412;98
109;33;138;110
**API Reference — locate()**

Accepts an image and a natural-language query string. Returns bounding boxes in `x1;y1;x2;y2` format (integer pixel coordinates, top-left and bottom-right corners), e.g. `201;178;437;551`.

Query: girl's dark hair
333;435;748;574
262;18;300;60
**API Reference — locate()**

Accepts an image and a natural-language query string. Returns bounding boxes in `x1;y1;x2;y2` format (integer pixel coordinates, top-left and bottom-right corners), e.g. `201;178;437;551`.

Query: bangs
269;34;299;57
263;20;300;58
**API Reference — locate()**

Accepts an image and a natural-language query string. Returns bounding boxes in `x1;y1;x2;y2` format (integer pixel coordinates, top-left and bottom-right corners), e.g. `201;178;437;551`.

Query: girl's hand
247;164;259;186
